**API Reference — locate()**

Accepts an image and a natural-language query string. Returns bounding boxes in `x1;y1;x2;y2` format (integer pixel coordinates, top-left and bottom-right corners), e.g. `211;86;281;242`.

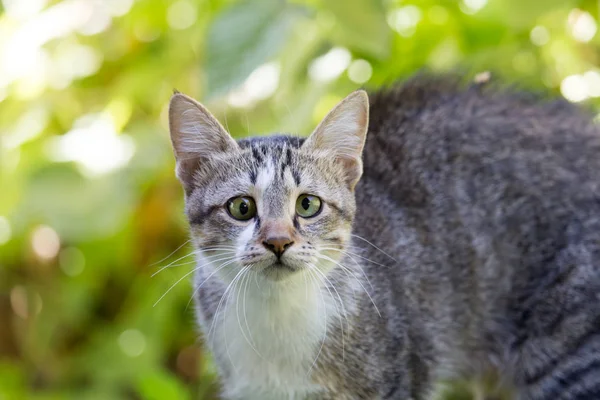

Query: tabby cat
167;74;600;400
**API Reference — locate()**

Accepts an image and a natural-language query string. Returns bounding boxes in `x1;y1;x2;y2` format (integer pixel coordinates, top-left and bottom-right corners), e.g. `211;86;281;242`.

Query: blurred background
1;0;600;398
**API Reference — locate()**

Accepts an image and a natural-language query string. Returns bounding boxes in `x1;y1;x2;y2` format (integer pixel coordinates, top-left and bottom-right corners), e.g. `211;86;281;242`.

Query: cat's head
168;91;368;283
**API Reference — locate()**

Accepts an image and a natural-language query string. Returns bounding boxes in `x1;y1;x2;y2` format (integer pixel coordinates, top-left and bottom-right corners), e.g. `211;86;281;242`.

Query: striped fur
169;75;600;399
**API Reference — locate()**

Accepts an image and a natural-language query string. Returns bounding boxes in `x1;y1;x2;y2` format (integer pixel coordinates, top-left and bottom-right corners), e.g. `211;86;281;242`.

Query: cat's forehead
238;134;305;150
192;134;339;207
238;135;304;165
238;135;306;186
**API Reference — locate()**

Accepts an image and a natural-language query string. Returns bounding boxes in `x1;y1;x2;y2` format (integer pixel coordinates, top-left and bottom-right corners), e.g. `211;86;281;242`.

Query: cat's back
358;74;600;278
359;74;600;251
353;74;600;397
350;74;600;392
363;74;600;200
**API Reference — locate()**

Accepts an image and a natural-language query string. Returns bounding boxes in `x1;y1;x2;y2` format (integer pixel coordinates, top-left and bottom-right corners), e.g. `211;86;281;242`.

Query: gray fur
168;74;600;399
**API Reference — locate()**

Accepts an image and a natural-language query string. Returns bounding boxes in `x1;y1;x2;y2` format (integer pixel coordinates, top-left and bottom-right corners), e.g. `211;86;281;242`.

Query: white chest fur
204;279;339;400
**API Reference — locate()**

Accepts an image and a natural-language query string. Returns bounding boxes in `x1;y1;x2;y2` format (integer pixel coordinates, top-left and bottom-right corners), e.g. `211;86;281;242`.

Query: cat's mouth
261;261;299;281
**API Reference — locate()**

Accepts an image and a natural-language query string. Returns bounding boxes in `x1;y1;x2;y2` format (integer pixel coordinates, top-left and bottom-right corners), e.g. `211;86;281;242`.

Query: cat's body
168;75;600;400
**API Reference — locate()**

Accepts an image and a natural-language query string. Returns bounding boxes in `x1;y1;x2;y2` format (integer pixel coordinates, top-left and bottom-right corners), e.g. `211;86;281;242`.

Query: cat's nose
262;237;294;258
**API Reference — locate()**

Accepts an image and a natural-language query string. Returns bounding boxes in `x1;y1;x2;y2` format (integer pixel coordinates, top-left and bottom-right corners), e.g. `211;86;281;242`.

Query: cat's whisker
244;112;250;135
320;246;389;268
207;266;243;370
241;267;260;354
303;266;309;302
235;267;264;359
149;239;191;267
152;251;198;277
305;267;327;377
154;255;237;307
309;264;348;362
171;251;237;270
318;254;381;318
152;248;235;278
349;234;397;262
208;265;249;346
207;270;233;346
223;107;230;132
221;266;253;371
198;245;238;250
319;247;377;290
283;101;296;128
223;292;238;372
158;259;200;269
185;256;239;310
152;250;235;278
320;254;360;298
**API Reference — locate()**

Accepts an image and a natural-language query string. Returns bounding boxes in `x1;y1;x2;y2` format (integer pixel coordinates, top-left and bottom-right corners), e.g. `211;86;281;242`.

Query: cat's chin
261;262;302;282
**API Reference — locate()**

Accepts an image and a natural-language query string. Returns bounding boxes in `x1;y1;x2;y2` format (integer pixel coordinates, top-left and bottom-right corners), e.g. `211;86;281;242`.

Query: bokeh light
348;59;373;84
308;47;351;82
119;329;147;358
31;225;60;260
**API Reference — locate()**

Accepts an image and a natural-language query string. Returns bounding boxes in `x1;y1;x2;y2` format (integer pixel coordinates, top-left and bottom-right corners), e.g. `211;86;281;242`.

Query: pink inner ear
302;91;369;164
338;155;363;191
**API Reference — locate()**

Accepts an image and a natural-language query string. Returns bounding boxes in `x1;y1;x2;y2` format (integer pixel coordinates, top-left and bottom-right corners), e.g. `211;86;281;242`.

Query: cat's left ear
302;90;369;190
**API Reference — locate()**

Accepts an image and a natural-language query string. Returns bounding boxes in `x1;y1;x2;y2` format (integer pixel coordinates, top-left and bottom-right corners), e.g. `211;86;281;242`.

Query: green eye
226;197;257;221
296;194;322;218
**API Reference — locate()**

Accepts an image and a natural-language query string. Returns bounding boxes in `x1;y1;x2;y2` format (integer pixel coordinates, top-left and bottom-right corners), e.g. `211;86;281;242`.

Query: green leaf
205;0;303;98
322;0;390;59
137;370;191;400
485;0;577;28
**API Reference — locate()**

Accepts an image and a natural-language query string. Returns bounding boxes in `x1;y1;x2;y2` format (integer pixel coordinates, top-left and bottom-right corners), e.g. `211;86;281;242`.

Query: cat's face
168;91;369;283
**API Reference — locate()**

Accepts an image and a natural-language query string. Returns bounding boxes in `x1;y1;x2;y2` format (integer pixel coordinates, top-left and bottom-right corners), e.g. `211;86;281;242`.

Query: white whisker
242;267;259;352
319;247;377;290
149;240;191;266
235;267;264;359
305;268;327;377
222;266;251;371
185;256;239;309
208;265;249;345
349;234;397;262
318;254;381;318
310;265;347;362
320;246;389;268
154;255;237;307
152;248;236;277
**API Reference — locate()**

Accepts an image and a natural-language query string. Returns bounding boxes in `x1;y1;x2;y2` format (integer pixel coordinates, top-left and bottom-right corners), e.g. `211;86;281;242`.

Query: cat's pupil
302;197;310;210
239;202;248;215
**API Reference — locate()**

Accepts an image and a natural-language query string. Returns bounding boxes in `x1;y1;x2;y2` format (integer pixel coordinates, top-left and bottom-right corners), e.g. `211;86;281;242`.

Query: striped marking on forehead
246;139;302;187
254;155;287;218
255;158;276;190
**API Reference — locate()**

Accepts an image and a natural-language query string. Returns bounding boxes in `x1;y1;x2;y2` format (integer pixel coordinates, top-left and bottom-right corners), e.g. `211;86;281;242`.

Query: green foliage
321;0;391;59
206;0;303;97
1;0;599;399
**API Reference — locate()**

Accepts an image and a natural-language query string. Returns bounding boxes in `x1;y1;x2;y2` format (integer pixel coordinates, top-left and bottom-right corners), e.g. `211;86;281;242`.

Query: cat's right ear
168;93;238;191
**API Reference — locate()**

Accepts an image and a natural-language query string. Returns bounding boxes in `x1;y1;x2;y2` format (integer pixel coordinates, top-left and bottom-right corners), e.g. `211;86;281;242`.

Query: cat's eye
296;194;322;218
226;197;257;221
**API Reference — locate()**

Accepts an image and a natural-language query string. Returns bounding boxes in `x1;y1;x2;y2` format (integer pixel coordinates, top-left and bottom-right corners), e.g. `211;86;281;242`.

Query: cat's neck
203;257;364;397
207;268;342;397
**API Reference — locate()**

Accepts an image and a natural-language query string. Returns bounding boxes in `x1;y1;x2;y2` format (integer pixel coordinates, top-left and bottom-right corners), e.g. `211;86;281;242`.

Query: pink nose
262;237;294;258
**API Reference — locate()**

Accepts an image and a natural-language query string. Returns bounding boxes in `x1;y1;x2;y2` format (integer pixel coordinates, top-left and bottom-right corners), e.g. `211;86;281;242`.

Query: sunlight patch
48;113;135;177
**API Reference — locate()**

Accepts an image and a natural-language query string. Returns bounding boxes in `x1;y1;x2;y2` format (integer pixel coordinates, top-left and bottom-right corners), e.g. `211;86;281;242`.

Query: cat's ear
302;90;369;190
168;92;239;190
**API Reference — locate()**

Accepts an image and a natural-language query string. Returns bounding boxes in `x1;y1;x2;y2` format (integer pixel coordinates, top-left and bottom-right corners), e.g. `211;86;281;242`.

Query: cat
167;74;600;400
